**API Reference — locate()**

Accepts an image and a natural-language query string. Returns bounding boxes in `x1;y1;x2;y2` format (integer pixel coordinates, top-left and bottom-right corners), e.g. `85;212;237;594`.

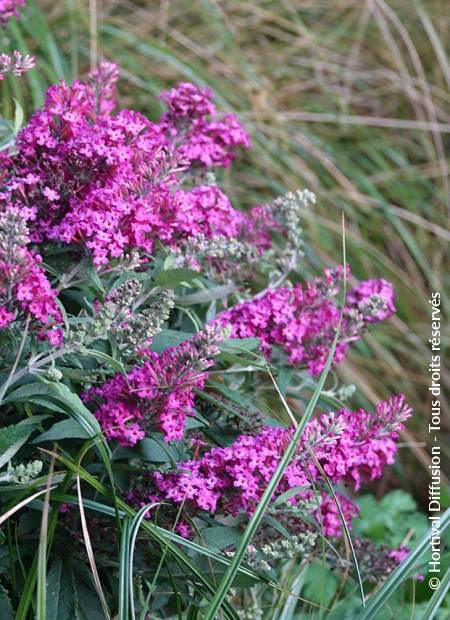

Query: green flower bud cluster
117;288;175;354
335;383;356;402
227;531;317;573
0;208;29;257
236;604;263;620
263;188;315;280
68;279;174;353
175;233;260;282
4;460;43;483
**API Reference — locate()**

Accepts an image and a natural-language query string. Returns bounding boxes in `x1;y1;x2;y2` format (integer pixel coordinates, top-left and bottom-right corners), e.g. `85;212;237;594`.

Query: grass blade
118;517;131;620
36;454;55;620
421;566;450;620
128;503;160;620
76;474;111;619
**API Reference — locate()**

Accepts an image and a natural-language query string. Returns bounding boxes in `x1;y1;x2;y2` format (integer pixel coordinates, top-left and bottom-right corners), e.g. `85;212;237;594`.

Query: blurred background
3;0;449;507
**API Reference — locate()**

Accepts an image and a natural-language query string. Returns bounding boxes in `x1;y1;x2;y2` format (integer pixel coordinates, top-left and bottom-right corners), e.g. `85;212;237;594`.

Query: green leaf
219;338;261;352
176;283;237;305
139;438;178;464
5;381;106;449
0;584;14;620
0;416;47;469
302;562;339;607
201;527;242;550
46;559;76;620
153;268;201;287
33;419;90;443
118;518;131;620
80;349;126;375
39;555;106;620
72;561;105;620
421;566;450;620
379;489;417;513
150;329;193;353
272;485;309;507
13;98;24;134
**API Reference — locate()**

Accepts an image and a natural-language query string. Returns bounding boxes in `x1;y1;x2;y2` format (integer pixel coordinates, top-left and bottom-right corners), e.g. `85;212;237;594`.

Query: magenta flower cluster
0;0;24;25
84;329;223;443
174;185;247;240
154;395;412;537
0;204;61;341
0;67;251;266
216;267;395;374
159;82;251;168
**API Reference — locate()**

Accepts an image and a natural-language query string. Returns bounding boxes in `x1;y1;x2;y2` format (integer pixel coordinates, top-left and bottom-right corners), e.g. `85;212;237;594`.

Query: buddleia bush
0;3;444;619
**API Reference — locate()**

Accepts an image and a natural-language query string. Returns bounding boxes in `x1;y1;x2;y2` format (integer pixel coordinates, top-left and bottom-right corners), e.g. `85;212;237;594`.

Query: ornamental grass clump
0;12;437;617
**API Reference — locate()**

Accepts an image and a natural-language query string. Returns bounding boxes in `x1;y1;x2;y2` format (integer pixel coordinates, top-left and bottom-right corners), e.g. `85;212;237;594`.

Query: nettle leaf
0;416;47;469
33;419;90;443
302;562;339;607
379;489;417;514
72;564;105;620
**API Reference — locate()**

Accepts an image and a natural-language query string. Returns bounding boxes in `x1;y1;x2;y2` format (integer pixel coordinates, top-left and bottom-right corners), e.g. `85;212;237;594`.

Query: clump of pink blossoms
84;326;225;444
0;68;251;266
215;267;395;374
159;81;251;168
0;204;62;341
153;395;412;537
0;0;25;25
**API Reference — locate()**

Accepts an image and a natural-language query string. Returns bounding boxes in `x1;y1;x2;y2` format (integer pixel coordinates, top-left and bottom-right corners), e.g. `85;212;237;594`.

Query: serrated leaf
302;563;338;606
379;489;417;514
